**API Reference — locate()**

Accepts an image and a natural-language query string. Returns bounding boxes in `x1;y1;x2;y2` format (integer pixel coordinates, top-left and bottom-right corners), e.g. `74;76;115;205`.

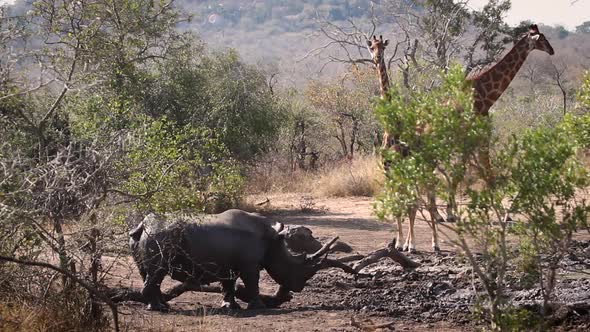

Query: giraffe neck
471;37;531;115
375;56;392;148
377;57;390;98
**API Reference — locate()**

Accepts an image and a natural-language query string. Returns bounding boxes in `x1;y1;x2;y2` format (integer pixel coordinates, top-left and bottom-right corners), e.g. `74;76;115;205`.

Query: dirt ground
107;194;590;332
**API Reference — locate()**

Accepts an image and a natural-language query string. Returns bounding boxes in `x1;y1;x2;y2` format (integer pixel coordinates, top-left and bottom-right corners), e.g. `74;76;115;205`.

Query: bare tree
522;59;543;97
545;60;570;115
306;0;513;90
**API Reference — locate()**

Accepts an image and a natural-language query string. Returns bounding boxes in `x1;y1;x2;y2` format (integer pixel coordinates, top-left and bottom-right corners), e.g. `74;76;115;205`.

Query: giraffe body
368;35;443;252
468;24;555;184
469;24;554;115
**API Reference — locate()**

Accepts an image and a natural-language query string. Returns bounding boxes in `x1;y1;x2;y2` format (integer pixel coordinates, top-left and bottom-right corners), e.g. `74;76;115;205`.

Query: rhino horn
306;236;339;262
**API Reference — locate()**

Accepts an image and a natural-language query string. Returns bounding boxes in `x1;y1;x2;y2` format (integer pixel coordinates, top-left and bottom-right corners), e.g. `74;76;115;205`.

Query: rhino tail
129;222;144;242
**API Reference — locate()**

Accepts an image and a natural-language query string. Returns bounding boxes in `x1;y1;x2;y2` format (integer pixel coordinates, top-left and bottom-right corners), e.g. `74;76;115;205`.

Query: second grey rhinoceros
129;209;339;311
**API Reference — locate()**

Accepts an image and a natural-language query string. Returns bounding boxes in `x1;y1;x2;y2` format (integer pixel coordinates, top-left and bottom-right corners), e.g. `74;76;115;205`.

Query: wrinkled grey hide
129;209;334;311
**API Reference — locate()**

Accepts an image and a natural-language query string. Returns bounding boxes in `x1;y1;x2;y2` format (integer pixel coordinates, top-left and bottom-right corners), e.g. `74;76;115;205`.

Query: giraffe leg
427;217;440;253
446;197;457;223
427;191;445;223
479;142;495;185
403;207;416;253
396;218;404;250
432;224;440;253
480;142;513;221
424;193;442;253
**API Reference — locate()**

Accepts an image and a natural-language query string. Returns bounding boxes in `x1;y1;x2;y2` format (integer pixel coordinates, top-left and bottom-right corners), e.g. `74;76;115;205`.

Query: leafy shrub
578;71;590;111
374;65;589;329
374;65;489;220
141;49;284;162
119;117;243;213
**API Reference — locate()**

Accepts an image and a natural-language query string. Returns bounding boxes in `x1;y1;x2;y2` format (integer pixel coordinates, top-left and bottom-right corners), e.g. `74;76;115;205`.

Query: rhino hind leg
142;269;170;311
220;279;241;310
240;268;265;310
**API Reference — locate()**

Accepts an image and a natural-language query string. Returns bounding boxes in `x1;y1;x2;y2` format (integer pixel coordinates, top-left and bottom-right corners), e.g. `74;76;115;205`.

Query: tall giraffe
467;24;554;182
367;35;444;252
366;35;391;148
469;24;554;115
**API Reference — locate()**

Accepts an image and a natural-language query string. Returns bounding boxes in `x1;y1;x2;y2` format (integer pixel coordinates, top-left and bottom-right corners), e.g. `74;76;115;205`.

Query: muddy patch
113;196;590;331
298;241;590;330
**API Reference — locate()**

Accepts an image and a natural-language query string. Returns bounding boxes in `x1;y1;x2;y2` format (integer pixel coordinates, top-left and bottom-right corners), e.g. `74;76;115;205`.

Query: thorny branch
0;254;120;332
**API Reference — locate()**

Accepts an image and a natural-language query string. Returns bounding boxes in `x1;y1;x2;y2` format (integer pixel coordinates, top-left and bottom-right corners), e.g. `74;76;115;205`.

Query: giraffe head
526;24;554;55
367;35;389;64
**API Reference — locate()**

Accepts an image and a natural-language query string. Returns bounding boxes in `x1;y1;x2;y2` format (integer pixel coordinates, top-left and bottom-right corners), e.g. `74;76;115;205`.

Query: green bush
374;65;589;330
117;117;243;213
374;65;489;220
140;49;284;161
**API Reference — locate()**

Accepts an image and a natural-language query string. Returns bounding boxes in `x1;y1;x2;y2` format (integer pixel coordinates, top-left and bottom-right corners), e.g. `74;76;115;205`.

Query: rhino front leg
220;279;240;310
142;269;170;311
241;268;265;310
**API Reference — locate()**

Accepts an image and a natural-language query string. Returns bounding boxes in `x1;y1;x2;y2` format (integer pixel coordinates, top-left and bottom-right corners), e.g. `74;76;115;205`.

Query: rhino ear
272;221;284;234
128;222;144;241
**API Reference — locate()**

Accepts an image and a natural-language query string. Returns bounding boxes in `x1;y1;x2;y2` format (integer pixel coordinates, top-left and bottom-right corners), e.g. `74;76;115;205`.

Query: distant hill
5;0;590;88
177;0;380;30
176;0;404;86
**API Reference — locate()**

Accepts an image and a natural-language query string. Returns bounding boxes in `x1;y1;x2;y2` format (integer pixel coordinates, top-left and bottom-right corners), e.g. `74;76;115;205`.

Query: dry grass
119;307;213;332
246;154;384;197
0;297;105;332
0;302;56;332
311;155;384;197
0;265;109;332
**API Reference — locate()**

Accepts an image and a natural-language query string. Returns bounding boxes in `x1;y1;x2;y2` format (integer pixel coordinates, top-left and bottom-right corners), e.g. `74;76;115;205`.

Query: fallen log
351;239;420;272
320;258;371;279
286;228;417;270
337;254;366;263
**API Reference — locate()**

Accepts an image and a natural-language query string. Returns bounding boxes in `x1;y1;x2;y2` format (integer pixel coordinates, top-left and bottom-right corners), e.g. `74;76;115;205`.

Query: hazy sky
1;0;589;30
468;0;590;29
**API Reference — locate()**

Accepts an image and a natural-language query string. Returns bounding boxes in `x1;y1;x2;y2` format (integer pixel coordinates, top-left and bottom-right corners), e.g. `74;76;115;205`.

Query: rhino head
282;225;353;255
264;235;339;292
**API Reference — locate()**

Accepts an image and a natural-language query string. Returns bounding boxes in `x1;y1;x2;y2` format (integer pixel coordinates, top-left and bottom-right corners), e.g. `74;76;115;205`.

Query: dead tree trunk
351;239;420;271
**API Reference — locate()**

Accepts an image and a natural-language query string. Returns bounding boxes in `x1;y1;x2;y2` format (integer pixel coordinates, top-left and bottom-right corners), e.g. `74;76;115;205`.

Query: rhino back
181;222;268;269
206;209;279;240
131;210;276;273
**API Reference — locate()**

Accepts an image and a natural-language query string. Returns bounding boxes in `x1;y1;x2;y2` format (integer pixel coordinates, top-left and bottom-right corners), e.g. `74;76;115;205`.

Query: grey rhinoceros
129;209;339;311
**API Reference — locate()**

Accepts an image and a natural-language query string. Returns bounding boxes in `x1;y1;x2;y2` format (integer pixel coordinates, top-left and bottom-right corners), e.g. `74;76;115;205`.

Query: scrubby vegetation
1;0;589;331
375;66;590;329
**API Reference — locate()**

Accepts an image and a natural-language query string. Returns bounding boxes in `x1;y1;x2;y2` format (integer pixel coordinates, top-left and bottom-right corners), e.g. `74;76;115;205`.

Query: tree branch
0;254;119;332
